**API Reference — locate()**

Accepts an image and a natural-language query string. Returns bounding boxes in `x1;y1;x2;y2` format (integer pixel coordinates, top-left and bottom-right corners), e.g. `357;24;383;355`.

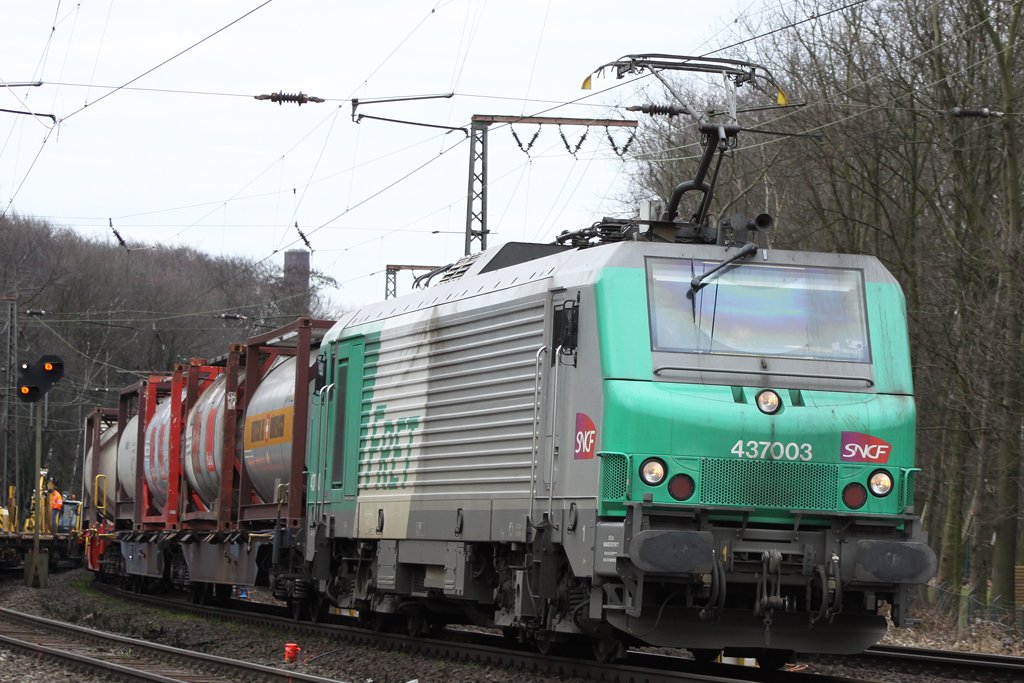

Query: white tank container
84;424;118;512
116;413;140;501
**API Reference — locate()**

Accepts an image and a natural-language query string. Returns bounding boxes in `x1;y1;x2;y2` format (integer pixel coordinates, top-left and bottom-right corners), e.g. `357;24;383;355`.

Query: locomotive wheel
534;634;560;656
405;612;430;637
213;583;232;606
310;594;329;623
290;597;309;621
755;649;795;670
590;634;626;663
357;609;385;631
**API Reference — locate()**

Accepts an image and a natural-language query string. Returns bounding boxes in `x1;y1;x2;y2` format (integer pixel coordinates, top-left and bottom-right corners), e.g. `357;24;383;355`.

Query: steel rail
863;643;1024;676
0;605;342;683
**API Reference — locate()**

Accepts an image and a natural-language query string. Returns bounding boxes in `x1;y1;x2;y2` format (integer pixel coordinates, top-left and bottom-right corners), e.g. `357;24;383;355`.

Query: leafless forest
0;214;335;519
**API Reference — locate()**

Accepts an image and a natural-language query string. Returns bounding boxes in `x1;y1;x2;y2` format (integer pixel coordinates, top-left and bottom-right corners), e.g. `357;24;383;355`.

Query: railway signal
22;354;63;588
16;355;64;403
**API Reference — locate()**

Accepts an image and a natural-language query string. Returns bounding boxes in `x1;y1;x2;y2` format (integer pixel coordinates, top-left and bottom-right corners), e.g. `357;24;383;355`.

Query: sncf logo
574;413;597;460
840;432;892;463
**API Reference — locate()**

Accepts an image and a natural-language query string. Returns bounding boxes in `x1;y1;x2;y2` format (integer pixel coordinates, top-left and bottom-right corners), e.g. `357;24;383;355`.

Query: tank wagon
82;318;333;600
81;54;935;667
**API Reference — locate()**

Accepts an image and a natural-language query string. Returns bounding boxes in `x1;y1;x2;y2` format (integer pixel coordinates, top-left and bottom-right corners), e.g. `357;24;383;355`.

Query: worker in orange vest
49;484;63;534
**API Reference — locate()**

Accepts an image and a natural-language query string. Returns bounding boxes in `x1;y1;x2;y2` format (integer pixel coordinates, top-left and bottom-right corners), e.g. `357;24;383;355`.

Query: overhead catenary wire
95;3;460;253
609;0;1012;167
2;1;276;223
275;105;345;252
641;0;1021;165
10;0;1014;312
303;0;1009;284
83;0;115;107
61;0;275;123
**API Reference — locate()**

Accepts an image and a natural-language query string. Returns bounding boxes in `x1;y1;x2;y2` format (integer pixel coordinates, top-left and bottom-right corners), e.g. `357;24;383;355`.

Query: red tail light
668;474;695;501
842;483;867;509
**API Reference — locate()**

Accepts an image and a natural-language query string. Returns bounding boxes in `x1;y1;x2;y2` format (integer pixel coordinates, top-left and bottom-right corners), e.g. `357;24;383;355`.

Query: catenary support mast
464;116;638;255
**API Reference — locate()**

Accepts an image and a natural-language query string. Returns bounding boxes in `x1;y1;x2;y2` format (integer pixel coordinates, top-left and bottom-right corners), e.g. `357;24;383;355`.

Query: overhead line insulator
254;91;325;106
949;106;1004;118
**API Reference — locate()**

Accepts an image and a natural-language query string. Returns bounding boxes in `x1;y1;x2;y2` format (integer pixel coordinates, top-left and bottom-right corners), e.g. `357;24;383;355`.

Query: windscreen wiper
690;242;757;292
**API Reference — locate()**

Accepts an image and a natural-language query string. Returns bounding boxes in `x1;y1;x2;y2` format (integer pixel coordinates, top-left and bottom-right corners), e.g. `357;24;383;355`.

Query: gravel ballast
1;569;1017;682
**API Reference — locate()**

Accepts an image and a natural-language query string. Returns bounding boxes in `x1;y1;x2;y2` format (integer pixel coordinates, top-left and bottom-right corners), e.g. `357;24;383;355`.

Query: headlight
869;470;893;497
756;390;781;415
639;459;667;486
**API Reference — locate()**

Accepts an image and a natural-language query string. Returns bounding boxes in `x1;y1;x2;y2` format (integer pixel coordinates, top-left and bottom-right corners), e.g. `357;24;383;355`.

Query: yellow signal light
19;386;30;395
43;362;54;372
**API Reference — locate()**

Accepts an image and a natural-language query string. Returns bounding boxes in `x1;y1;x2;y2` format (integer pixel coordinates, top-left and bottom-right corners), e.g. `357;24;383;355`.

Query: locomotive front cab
591;244;936;654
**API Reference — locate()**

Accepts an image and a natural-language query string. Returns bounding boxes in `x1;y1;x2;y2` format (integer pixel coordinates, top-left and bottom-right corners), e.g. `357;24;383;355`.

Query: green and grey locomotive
301;228;934;664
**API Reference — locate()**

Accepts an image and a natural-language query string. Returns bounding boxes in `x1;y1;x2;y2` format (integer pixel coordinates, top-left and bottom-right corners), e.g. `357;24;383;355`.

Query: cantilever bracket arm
585;54;787;106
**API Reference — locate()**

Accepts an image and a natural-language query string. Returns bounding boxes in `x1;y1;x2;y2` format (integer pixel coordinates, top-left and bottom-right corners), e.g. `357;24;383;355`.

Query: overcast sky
1;0;761;310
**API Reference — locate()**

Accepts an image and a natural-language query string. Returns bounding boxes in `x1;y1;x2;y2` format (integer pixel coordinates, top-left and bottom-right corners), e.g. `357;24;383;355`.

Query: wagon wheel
191;582;209;605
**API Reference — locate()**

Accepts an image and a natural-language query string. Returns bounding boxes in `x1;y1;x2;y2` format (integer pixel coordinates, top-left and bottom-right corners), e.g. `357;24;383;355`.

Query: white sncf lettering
576;430;596;453
842;443;891;460
574;413;597;459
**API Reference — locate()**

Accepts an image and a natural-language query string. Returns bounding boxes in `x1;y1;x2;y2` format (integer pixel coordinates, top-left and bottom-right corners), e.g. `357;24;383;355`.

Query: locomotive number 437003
731;440;813;461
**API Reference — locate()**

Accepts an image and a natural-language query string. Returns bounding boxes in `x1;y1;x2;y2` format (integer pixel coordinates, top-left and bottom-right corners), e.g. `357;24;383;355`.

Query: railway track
0;605;345;683
856;643;1024;681
89;582;890;683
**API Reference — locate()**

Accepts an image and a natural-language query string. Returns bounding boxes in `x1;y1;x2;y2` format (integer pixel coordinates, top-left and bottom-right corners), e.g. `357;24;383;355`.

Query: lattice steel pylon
464;119;489;256
1;296;16;493
464;115;638;257
385;265;440;299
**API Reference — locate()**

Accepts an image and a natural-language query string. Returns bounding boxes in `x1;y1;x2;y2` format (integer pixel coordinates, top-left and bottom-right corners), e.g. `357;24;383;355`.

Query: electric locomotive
301;226;933;665
80;54;935;669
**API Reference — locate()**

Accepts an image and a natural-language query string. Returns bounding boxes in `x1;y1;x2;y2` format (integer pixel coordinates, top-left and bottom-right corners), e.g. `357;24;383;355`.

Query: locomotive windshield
647;258;870;363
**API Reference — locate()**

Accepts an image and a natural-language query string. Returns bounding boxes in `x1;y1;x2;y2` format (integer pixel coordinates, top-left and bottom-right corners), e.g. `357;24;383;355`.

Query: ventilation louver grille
700;459;838;510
